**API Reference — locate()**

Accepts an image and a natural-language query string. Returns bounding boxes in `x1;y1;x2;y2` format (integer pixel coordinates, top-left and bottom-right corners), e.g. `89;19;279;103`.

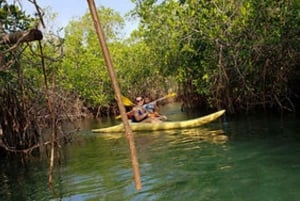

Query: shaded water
0;104;300;201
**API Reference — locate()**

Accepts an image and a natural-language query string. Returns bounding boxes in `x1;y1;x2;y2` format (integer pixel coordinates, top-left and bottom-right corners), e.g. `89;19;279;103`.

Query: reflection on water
97;128;228;145
0;105;300;201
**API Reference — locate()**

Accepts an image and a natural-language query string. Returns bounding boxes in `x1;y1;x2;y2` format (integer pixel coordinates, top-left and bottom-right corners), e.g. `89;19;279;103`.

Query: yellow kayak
92;110;225;133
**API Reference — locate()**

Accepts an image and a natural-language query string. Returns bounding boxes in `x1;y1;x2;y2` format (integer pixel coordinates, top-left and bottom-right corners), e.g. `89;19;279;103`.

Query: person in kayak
132;96;164;123
131;96;151;123
143;96;167;120
143;96;158;114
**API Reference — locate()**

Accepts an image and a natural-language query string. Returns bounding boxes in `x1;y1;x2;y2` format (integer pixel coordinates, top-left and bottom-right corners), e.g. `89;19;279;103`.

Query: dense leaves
60;7;124;110
58;0;299;114
61;6;173;114
131;0;300;112
0;2;33;32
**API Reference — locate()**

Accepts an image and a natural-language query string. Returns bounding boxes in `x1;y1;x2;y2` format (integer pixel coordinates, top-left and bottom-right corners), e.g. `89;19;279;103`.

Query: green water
0;106;299;201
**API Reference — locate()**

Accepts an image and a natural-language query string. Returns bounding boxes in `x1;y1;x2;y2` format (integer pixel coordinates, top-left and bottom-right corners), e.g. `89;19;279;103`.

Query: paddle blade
115;95;135;106
151;92;177;104
165;92;177;98
121;95;135;106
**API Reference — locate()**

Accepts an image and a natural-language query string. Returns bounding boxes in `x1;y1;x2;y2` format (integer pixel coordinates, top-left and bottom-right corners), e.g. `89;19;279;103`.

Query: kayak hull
92;110;225;133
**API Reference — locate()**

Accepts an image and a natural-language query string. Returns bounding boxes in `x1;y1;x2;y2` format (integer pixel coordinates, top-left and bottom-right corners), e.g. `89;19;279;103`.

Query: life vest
143;103;155;113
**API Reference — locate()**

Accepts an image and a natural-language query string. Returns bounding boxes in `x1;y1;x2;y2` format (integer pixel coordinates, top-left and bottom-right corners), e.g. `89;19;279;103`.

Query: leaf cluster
0;1;34;33
131;0;300;112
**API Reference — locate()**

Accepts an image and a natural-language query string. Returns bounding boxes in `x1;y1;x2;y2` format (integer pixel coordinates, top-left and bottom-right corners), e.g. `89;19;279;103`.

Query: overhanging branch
0;29;43;45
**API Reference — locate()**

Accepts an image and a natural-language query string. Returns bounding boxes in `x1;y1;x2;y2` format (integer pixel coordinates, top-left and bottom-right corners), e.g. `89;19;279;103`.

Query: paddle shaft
145;93;176;107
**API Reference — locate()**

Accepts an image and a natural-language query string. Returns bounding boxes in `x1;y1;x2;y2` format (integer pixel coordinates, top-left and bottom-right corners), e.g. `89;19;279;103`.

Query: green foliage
60;6;125;107
115;40;170;97
0;2;36;86
131;0;300;112
60;5;175;109
0;2;37;90
4;0;294;115
0;1;33;32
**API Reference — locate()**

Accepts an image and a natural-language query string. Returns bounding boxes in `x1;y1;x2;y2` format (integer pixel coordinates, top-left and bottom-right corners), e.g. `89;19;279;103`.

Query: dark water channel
0;103;300;201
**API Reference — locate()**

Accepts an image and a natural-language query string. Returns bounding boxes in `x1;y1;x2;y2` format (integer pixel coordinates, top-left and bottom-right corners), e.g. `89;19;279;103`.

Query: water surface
0;106;299;201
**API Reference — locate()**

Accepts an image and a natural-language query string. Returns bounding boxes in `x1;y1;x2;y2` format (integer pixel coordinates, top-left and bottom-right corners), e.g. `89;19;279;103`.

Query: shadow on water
0;103;300;201
0;156;50;201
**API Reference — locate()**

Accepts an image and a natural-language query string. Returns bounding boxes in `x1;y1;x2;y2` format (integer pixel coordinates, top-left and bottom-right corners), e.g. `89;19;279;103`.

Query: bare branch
0;29;43;45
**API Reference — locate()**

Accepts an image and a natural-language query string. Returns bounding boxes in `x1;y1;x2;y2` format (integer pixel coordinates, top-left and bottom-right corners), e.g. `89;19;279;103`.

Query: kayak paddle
121;95;135;106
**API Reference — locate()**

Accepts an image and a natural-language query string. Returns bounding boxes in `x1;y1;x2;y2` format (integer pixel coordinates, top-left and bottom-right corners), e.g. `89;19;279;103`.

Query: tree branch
0;29;43;45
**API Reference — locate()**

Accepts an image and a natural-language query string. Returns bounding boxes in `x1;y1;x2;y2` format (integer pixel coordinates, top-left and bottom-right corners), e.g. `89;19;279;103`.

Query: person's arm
133;108;148;121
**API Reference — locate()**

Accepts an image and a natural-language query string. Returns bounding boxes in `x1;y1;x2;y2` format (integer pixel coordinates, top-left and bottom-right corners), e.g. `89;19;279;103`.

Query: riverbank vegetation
0;0;299;158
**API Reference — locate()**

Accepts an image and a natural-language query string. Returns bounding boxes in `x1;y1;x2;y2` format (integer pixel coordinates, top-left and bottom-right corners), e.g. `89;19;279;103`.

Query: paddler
143;96;167;120
131;96;149;122
132;96;164;123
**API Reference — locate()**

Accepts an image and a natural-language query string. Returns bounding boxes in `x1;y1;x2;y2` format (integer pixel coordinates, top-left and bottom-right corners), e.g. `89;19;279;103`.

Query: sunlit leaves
60;6;125;107
131;0;299;111
0;2;34;32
